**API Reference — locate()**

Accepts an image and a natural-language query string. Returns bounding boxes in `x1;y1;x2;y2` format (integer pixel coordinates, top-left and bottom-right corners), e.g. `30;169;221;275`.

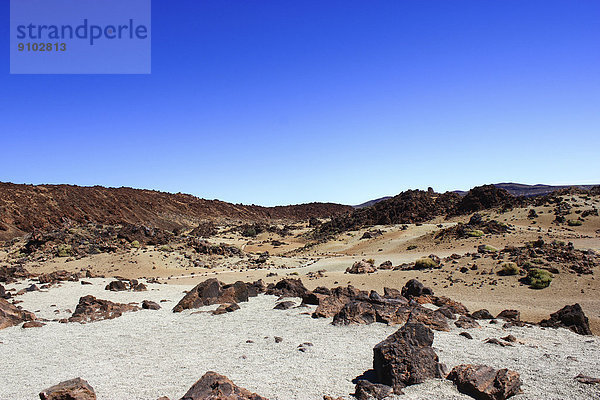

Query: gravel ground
1;279;599;400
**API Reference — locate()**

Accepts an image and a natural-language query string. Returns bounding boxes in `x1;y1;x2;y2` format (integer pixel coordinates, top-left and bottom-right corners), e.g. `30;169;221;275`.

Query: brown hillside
0;182;352;241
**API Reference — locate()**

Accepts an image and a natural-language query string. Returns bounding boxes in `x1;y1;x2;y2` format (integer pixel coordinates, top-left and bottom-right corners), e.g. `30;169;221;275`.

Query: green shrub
57;244;72;257
131;240;140;248
242;227;257;237
467;230;484;237
365;258;375;265
414;257;438;269
527;268;553;289
407;245;417;250
567;220;582;226
498;262;519;276
159;245;172;252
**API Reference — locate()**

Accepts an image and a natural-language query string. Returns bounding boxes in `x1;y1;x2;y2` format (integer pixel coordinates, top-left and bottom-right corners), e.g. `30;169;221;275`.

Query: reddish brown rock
39;377;96;400
401;279;433;299
333;301;376;325
497;310;520;321
373;323;446;393
173;279;249;313
406;307;450;332
68;295;139;323
142;300;161;310
0;298;36;330
354;380;395;400
38;270;79;284
455;315;480;329
447;364;522;400
105;280;128;291
179;371;268;400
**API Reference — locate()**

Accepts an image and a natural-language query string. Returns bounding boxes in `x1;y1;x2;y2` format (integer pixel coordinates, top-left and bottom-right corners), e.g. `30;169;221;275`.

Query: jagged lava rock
373;323;446;393
539;303;592;335
0;298;36;330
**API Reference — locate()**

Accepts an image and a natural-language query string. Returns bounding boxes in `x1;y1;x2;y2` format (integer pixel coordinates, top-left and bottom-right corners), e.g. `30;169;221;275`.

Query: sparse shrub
365;258;375;265
289;272;299;276
567;220;583;226
527;268;553;289
131;240;140;248
414;257;438;269
467;230;484;237
531;258;543;265
159;245;172;252
481;245;498;253
242;227;257;237
57;244;72;257
498;262;519;276
407;245;417;250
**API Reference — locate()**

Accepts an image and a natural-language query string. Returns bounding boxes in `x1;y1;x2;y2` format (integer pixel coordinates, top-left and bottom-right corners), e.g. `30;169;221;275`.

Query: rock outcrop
346;260;377;274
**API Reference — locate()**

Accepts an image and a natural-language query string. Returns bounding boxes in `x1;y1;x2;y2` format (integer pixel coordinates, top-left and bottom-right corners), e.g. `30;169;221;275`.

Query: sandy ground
1;280;600;400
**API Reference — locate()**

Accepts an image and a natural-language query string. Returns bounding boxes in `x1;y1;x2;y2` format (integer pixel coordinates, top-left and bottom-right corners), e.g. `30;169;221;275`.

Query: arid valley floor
1;184;599;399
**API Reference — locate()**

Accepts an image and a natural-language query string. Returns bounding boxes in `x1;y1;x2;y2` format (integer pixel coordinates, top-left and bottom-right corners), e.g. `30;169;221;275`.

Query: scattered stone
447;364;522;400
274;336;283;343
179;371;268;400
497;310;520;321
265;278;308;298
346;260;377;274
105;280;128;291
212;303;241;315
273;301;295;310
574;373;600;384
455;315;480;329
354;380;395;400
39;377;96;400
484;338;513;347
142;300;161;310
459;332;473;339
22;321;45;328
401;279;433;299
471;309;495;320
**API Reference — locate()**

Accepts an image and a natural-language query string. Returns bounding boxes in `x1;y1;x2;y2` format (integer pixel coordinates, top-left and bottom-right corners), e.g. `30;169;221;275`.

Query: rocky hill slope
0;183;353;241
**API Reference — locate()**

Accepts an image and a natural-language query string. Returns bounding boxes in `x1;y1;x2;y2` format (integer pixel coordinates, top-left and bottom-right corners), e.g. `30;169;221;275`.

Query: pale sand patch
1;280;600;399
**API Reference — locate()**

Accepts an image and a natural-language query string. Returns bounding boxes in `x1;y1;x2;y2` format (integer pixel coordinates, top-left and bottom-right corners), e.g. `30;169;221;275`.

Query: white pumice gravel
1;279;599;400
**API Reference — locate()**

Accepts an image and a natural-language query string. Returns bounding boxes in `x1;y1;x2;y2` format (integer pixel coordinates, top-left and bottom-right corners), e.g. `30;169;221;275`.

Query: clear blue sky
1;0;599;206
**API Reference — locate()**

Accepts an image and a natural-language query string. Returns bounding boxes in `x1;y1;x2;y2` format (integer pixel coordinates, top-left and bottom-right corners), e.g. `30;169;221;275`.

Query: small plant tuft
498;262;520;276
527;268;553;289
414;257;439;269
467;230;484;237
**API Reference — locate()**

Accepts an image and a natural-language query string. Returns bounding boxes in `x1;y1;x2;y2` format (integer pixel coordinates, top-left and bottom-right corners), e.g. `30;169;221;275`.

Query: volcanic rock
173;279;249;313
354;380;394;400
373;323;446;393
179;371;268;400
447;364;522;400
401;279;433;299
0;298;36;330
39;377;96;400
346;260;377;274
142;300;161;310
539;303;592;335
265;278;308;298
68;295;139;323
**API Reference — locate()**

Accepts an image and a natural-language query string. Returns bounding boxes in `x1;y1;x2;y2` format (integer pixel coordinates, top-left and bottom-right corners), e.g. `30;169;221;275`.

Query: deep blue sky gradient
1;0;599;205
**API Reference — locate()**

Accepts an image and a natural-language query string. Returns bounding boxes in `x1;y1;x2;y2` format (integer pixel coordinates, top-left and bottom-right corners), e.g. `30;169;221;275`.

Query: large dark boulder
0;298;36;330
373;323;446;393
39;377;96;400
472;309;495;320
68;295;139;323
401;279;433;299
539;303;592;335
406;307;450;331
332;301;376;325
105;280;128;291
179;371;268;400
173;279;249;313
447;364;522;400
